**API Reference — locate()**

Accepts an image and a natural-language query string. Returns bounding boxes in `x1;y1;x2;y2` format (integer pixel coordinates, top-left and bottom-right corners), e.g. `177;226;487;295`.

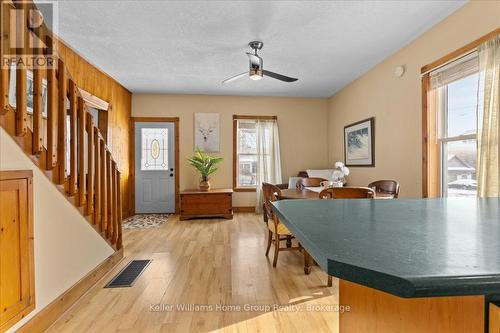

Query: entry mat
104;260;151;288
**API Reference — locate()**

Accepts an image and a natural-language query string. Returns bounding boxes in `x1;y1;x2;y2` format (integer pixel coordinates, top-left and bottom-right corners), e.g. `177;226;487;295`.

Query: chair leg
273;233;280;267
327;275;333;287
304;250;312;275
265;230;272;257
286;235;292;248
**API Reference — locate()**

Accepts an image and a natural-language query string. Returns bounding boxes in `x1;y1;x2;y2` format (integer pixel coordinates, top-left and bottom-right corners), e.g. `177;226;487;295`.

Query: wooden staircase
0;0;122;250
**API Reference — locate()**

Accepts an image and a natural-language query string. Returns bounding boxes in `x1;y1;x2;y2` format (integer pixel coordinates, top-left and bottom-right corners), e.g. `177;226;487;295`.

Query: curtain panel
255;120;282;213
477;36;500;197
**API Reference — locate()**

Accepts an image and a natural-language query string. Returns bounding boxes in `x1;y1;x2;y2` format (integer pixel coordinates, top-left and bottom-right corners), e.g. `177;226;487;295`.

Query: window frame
232;115;277;192
420;29;499;197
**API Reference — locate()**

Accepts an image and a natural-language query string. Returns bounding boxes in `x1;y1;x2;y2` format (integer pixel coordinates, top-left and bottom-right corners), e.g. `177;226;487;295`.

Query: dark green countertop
271;198;500;298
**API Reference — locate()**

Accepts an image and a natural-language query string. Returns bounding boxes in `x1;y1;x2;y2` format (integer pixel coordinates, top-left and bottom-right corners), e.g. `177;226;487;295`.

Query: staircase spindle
77;97;86;206
0;1;11;116
106;150;112;239
56;59;67;184
46;37;57;169
117;170;123;249
100;140;107;233
94;130;101;226
32;65;44;154
68;80;77;195
111;161;118;244
86;112;94;216
14;1;28;136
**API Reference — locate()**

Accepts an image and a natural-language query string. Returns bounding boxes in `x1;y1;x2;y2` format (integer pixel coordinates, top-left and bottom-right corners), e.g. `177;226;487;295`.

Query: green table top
271;198;500;298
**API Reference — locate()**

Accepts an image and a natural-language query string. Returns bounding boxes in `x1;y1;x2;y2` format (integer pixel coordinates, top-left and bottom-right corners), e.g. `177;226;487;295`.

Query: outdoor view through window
437;66;481;197
236;120;257;187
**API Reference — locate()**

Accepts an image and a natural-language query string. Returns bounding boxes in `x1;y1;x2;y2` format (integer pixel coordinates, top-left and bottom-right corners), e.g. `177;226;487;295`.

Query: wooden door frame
129;117;180;215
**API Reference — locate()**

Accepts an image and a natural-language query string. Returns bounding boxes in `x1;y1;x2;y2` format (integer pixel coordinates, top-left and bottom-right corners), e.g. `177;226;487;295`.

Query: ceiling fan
222;41;298;84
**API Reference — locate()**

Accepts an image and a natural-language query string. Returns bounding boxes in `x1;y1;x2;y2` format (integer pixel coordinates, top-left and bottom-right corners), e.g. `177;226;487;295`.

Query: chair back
319;187;375;199
296;177;327;190
368;180;400;198
262;182;282;220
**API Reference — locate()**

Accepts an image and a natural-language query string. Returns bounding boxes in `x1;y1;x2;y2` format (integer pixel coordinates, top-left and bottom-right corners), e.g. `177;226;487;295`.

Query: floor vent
104;259;151;288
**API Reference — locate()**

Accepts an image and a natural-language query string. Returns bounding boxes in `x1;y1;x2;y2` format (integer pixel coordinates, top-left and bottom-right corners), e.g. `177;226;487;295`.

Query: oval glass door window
141;128;168;170
151;139;160;159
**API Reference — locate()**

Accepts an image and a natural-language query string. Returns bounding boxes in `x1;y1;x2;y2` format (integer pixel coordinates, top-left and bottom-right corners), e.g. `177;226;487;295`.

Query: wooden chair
263;186;302;267
296;177;327;190
315;186;375;287
262;183;288;223
262;182;281;223
368;180;400;198
319;187;375;199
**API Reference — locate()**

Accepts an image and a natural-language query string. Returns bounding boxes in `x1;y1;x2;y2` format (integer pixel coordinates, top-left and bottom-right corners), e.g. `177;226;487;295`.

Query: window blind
429;52;479;89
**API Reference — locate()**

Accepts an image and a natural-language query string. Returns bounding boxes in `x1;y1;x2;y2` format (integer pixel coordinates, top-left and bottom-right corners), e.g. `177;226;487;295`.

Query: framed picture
8;65;48;116
194;113;220;152
344;117;375;167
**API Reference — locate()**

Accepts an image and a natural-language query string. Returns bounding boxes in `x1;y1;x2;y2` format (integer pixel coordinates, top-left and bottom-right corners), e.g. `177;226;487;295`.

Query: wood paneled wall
57;42;132;216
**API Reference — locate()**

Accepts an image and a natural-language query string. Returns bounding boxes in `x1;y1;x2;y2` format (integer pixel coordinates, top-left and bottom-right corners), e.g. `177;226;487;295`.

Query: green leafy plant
187;149;223;181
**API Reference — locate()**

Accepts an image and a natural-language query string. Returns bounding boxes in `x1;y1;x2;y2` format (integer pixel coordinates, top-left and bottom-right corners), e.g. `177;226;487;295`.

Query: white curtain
255;120;282;213
477;36;500;197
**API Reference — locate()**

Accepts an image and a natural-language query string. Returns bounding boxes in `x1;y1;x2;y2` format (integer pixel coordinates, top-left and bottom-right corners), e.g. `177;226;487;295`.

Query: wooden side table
179;188;233;220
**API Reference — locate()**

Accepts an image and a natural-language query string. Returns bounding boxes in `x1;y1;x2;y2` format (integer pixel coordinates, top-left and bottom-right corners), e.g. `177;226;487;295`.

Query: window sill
233;187;256;192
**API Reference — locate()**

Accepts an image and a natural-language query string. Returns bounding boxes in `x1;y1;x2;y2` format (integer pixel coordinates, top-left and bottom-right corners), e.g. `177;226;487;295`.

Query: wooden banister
77;97;86;207
68;80;77;195
57;59;67;184
0;0;123;250
86;112;94;216
46;36;57;169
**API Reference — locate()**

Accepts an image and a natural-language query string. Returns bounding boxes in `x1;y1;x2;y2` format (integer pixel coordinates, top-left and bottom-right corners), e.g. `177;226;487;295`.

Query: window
233;115;277;190
427;53;482;197
140;128;169;171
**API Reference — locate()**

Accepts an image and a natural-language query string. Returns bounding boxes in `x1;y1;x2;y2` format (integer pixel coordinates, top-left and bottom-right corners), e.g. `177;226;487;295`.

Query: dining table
279;187;394;200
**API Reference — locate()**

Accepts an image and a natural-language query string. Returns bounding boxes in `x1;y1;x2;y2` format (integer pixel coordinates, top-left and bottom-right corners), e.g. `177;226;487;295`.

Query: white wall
0;127;114;332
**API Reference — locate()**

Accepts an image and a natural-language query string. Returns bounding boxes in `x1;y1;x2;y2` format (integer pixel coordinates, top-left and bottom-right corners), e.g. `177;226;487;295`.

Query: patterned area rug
123;214;171;229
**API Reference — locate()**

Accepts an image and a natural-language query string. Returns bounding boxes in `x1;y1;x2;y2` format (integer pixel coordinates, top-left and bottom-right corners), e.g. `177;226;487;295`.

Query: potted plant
187;149;223;191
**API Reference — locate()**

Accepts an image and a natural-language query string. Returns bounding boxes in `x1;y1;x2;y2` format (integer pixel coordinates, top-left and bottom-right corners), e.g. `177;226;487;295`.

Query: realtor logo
1;1;58;69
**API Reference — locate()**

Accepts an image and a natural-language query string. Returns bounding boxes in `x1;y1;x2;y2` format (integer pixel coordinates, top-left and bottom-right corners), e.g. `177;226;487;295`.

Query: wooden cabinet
180;189;233;220
490;302;500;333
0;171;35;333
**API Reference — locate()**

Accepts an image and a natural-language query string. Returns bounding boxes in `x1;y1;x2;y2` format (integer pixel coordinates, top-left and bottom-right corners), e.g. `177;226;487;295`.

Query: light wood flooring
46;213;339;333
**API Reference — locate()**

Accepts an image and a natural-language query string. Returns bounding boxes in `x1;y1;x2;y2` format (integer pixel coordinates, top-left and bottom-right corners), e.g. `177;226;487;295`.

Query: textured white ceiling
44;0;466;97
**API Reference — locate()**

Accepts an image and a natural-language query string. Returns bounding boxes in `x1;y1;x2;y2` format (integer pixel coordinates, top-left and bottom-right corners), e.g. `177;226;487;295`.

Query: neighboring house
447;154;476;182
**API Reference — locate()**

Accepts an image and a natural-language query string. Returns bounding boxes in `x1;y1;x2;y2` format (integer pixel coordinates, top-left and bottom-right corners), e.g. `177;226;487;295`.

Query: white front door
135;122;175;213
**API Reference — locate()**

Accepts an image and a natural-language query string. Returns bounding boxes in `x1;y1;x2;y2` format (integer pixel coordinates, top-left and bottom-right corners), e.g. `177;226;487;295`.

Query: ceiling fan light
249;69;262;80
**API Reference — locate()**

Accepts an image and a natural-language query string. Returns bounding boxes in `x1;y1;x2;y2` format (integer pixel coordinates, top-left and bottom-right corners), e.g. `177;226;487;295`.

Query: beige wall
132;94;329;207
327;1;500;198
0;127;114;333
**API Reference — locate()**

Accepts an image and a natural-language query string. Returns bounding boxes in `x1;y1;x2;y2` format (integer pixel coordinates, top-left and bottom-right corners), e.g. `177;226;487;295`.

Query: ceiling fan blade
246;53;262;68
222;71;248;84
262;70;298;82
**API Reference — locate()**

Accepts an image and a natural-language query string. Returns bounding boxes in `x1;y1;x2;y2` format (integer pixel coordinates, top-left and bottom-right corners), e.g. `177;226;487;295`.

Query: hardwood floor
46;213;339;333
